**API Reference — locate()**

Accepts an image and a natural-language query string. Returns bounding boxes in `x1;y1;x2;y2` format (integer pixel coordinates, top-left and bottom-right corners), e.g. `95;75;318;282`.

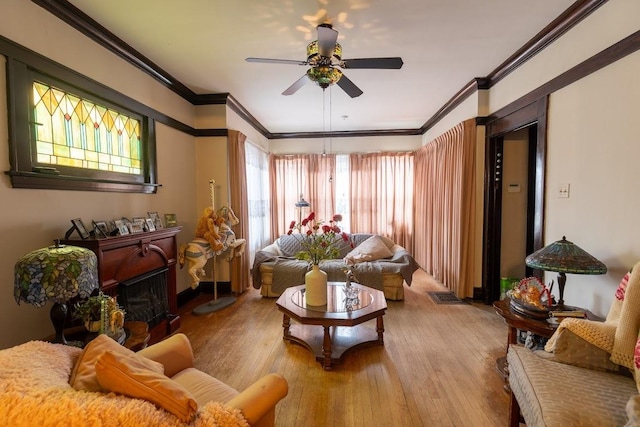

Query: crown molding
486;0;607;86
31;0;608;139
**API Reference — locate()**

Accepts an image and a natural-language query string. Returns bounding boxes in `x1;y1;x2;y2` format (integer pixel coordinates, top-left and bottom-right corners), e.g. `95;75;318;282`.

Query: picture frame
92;220;109;238
128;218;145;234
164;213;177;227
148;211;163;229
145;218;156;232
114;219;129;236
67;218;90;240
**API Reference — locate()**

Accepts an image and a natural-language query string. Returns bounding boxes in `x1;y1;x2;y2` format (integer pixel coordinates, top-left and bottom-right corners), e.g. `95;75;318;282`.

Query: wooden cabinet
62;227;182;344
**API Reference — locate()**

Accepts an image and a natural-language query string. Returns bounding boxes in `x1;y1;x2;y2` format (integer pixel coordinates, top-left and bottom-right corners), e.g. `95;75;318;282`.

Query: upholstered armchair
507;261;640;426
0;333;288;426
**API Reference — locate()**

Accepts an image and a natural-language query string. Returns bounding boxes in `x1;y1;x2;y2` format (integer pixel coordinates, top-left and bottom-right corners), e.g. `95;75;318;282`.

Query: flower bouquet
287;212;351;306
287;212;351;265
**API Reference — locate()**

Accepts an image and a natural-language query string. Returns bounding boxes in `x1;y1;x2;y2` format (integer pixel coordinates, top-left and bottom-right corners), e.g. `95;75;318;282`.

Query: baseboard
472;286;484;301
176;281;232;308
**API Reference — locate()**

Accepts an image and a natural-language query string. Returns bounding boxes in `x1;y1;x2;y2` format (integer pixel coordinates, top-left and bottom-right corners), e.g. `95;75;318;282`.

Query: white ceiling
67;0;576;134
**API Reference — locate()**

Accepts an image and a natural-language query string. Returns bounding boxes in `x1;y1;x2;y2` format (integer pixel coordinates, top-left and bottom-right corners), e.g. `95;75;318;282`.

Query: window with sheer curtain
349;152;414;249
270;152;413;248
245;142;271;265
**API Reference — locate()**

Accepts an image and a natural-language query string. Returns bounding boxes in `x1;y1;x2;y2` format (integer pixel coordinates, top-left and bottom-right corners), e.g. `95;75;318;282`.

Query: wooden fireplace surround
62;226;182;344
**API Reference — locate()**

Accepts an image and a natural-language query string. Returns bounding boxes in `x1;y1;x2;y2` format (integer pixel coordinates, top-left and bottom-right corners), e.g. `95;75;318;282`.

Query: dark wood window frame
3;39;159;193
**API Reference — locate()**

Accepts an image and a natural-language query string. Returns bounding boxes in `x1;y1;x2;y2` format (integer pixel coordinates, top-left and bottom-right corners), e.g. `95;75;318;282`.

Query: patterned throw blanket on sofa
251;234;419;294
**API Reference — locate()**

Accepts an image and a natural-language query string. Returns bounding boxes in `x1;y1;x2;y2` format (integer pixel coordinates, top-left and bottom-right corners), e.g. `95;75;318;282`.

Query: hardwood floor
178;269;510;426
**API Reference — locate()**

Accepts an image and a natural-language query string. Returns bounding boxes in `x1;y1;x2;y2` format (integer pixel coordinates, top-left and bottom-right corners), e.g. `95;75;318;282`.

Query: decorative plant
287;212;351;265
73;292;125;332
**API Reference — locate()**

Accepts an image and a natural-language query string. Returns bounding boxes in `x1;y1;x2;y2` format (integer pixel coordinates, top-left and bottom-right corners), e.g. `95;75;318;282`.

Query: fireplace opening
118;267;169;328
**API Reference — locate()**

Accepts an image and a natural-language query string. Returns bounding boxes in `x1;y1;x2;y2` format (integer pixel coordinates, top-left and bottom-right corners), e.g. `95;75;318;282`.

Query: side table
44;321;150;351
492;298;601;390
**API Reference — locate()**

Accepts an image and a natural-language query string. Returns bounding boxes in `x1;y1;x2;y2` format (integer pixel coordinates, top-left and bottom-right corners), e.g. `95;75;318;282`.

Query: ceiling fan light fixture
306;40;342;63
307;66;342;89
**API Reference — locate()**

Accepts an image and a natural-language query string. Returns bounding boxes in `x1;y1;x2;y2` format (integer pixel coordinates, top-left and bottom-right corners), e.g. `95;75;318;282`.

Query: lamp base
192;296;236;315
50;301;69;345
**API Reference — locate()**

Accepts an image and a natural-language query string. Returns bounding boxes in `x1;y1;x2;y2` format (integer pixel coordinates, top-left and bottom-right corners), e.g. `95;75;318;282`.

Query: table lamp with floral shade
14;240;99;344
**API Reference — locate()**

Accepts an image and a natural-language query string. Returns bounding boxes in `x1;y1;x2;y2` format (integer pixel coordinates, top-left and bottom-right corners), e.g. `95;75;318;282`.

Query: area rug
427;291;466;305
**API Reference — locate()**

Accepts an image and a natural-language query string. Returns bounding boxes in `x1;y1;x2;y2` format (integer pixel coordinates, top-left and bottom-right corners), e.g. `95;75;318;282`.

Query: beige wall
194;136;231;281
0;2;198;348
226;107;270;151
269;135;421;154
544;50;640;315
500;129;529;279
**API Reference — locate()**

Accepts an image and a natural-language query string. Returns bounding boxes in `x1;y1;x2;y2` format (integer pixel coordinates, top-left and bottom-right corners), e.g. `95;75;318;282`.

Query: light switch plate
558;183;570;198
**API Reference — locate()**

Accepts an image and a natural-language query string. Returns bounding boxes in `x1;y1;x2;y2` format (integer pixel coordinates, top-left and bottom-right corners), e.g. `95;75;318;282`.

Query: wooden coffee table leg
376;315;385;344
322;326;332;370
282;314;291;339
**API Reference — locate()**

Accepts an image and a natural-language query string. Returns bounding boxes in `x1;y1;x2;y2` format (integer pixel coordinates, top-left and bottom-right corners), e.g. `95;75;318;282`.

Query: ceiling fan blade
282;74;310;96
336;73;363;98
341;57;404;69
317;25;338;58
246;57;308;66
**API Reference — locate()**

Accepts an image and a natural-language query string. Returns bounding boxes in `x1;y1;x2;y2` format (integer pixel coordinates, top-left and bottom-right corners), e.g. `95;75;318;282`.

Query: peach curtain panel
270;154;336;237
227;130;250;294
349;152;414;250
413;119;476;297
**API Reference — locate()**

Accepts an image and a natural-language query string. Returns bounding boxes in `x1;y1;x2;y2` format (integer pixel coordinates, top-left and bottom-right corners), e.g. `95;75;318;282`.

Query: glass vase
305;264;327;306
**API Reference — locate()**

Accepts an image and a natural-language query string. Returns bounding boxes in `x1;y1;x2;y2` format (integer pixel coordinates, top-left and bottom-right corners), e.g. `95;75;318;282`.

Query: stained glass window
7;46;157;193
32;81;142;175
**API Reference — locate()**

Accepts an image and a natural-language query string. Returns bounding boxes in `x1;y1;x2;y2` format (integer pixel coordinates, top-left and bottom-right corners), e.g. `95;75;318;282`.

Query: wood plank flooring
177;269;510;426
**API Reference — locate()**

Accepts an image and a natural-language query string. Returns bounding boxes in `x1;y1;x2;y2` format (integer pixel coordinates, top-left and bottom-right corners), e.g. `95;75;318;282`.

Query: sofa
507;261;640;426
251;233;419;300
0;333;288;426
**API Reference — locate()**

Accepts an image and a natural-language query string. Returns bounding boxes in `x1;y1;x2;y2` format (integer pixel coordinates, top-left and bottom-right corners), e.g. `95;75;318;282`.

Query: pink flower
286;212;347;265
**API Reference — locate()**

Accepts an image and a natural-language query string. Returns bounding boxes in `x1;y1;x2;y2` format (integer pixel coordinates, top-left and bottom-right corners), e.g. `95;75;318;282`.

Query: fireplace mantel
62;226;182;344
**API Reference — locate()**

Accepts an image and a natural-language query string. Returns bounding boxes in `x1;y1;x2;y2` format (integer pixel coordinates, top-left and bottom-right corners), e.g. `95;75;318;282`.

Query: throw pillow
70;333;164;392
611;261;640;369
95;350;198;423
634;332;640;391
344;235;393;264
607;269;631;324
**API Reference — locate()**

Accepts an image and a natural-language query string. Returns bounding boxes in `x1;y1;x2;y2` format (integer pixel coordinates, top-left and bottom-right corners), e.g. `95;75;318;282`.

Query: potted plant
73;292;125;334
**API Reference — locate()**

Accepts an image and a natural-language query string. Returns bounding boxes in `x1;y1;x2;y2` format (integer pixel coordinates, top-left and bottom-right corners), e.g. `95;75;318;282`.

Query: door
483;99;548;304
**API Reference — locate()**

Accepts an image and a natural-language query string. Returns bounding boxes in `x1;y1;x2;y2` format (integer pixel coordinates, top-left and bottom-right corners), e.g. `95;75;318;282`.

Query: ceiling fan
246;24;403;98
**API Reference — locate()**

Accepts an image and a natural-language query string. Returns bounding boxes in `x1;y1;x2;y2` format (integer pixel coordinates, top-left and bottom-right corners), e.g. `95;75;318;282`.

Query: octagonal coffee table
276;282;387;370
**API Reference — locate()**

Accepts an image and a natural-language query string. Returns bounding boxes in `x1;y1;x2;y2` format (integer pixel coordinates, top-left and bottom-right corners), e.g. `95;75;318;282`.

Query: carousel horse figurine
178;237;215;289
215;205;247;261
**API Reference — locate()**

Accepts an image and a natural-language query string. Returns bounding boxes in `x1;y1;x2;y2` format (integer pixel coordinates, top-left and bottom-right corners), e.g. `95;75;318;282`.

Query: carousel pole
192;179;236;315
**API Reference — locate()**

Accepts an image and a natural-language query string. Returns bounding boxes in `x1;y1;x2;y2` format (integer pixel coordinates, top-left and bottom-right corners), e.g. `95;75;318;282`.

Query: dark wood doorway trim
482;97;548;304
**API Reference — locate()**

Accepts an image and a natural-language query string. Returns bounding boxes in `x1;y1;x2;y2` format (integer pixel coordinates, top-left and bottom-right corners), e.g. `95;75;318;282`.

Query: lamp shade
295;195;310;208
14;243;99;307
525;236;607;275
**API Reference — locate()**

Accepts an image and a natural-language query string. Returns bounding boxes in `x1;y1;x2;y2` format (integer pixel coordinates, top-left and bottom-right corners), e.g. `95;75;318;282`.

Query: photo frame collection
68;212;178;239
